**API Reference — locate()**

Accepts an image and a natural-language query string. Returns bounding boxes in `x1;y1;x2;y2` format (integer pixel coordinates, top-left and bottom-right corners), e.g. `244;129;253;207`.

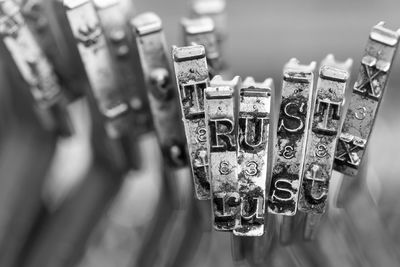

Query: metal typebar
299;55;352;214
268;58;316;216
173;44;211;199
233;77;273;236
181;16;222;77
333;22;400;176
0;0;72;136
206;75;241;231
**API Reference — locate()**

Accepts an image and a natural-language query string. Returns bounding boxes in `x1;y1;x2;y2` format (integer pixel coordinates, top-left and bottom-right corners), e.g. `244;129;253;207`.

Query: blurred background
1;0;400;267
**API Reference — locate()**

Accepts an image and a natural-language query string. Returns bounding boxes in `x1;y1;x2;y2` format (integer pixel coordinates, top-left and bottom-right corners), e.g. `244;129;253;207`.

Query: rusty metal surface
233;77;273;236
173;44;211;199
268;59;316;216
205;77;240;231
334;22;400;176
299;56;352;214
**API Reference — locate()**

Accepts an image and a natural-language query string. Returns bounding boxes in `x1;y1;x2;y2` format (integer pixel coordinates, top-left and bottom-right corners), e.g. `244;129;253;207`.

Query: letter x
354;64;383;100
0;5;20;37
335;138;362;167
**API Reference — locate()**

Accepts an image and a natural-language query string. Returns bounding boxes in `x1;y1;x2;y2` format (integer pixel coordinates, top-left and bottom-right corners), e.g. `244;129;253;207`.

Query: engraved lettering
315;143;328;158
303;164;328;202
314;99;341;134
335;135;365;167
240;197;264;221
278;101;306;133
355;106;367;120
214;192;240;226
196;126;207;142
209;118;236;152
271;178;296;202
282;145;295;159
180;81;207;118
244;161;258;176
219;161;231;175
354;64;383;100
239;117;268;150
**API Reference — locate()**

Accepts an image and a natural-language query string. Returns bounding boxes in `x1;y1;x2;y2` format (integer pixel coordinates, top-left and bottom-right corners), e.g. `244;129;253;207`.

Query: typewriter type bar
181;17;222;77
299;55;352;215
334;22;400;176
0;0;72;136
268;59;316;216
190;0;227;46
64;0;128;138
94;0;152;136
205;79;239;231
21;0;93;101
233;77;273;236
132;13;186;168
173;45;210;199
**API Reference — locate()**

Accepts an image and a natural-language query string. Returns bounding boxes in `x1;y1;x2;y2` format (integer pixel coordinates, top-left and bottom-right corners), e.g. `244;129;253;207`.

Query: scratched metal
268;58;316;216
181;17;222;77
205;83;239;231
233;77;273;236
334;22;400;176
64;0;129;138
94;0;153;136
173;45;210;199
0;0;72;135
209;75;241;119
132;13;187;168
299;56;352;214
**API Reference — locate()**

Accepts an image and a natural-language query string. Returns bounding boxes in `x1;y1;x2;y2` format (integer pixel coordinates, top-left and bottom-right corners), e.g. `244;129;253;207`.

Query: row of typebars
0;0;399;264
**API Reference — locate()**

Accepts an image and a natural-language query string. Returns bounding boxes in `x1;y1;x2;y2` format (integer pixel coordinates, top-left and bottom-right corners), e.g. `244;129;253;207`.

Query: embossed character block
233;78;273;236
0;0;72;135
64;0;128;137
205;83;239;231
334;22;400;176
173;45;210;199
132;13;187;168
268;59;316;216
299;55;352;214
181;17;222;77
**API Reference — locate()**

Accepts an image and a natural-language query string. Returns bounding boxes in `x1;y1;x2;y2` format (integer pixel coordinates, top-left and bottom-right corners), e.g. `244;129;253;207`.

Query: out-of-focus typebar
334;22;400;176
173;45;211;199
233;77;273;236
206;75;240;230
190;0;226;47
63;0;128;138
0;0;72;136
299;55;352;214
268;59;316;216
181;17;222;77
94;0;153;136
21;0;86;101
132;12;187;168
